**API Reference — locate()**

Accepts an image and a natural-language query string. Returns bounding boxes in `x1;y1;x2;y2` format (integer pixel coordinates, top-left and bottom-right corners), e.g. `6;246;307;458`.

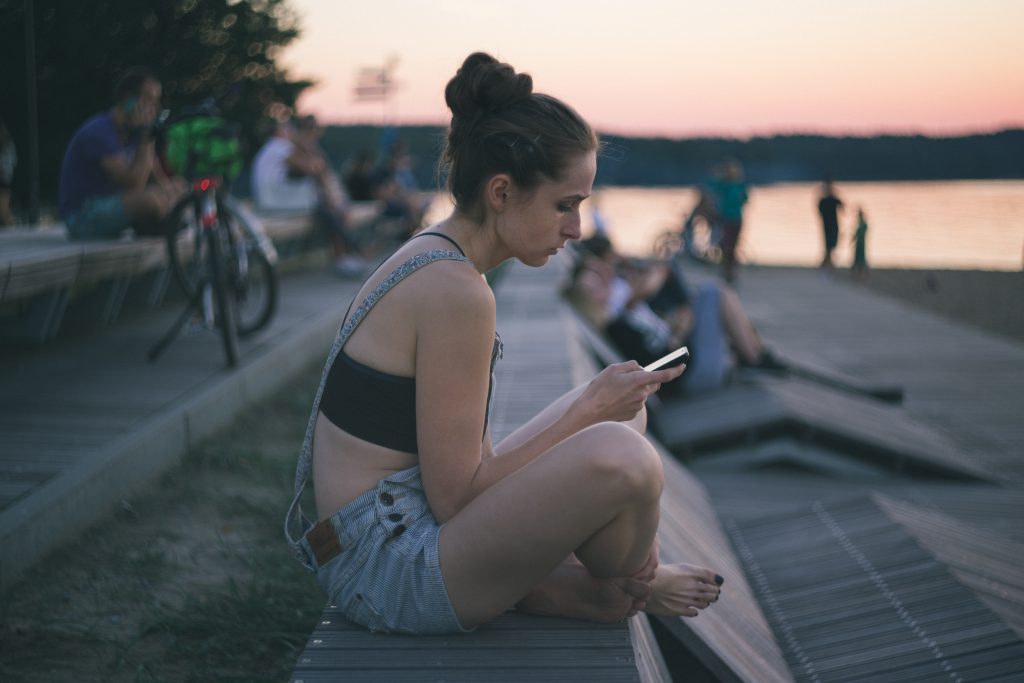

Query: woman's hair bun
445;52;533;121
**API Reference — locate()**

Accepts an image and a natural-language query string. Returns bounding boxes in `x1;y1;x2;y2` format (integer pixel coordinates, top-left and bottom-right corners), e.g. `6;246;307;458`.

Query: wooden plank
726;495;1024;682
734;265;1024;484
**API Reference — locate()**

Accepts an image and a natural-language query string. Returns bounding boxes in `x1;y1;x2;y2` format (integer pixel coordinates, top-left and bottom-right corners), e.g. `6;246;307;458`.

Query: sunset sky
280;0;1024;139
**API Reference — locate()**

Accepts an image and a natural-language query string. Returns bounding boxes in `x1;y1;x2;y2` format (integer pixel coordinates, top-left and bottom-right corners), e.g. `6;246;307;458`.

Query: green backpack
164;116;243;181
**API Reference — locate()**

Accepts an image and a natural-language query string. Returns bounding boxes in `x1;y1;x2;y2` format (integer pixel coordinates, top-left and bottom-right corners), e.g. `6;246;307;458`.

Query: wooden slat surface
876;494;1024;641
699;472;1024;543
0;269;362;512
0;227;168;301
290;608;641;683
652;370;991;481
654;441;795;683
726;495;1024;682
731;264;1024;484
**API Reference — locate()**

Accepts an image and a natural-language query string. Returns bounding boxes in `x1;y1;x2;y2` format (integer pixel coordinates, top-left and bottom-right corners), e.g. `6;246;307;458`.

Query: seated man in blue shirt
58;67;184;239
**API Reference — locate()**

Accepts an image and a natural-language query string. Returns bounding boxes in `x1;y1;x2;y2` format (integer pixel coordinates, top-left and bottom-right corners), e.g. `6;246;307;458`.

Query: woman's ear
484;174;513;213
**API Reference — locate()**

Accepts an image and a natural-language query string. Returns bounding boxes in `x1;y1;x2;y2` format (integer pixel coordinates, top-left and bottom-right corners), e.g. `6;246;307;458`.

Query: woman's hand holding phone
643;346;689;372
575;355;686;424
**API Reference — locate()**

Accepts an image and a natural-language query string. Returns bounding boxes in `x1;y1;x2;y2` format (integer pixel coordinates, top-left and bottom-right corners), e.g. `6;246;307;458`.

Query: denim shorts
298;465;472;635
64;194;131;240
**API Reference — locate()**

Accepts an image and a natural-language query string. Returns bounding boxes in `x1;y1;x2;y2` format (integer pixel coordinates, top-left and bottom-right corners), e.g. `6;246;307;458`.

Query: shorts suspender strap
284;249;469;557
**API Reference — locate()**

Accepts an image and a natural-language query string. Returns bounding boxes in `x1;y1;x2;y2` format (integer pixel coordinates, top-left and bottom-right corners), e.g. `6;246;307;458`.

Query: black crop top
318;233;502;453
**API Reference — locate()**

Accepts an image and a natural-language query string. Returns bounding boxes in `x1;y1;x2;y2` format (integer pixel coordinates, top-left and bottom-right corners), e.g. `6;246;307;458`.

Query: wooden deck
726;495;1024;682
3;244;1022;679
0;266;362;587
732;264;1024;484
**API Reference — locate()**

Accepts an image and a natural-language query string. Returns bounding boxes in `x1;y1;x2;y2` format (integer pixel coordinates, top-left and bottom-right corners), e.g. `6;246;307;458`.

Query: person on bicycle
58;67;185;240
286;52;724;635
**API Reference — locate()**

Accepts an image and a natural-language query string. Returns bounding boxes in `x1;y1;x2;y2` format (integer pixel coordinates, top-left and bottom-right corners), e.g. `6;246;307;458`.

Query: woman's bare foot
645;563;723;617
516;558;651;623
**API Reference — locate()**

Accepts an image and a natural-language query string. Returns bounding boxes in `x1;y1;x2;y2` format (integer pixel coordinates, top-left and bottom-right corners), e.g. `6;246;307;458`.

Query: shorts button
392;524;406;538
388;513;403;522
379;492;394;506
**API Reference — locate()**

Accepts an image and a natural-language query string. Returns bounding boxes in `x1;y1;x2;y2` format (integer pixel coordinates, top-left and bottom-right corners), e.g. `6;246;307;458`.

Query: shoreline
748;264;1024;344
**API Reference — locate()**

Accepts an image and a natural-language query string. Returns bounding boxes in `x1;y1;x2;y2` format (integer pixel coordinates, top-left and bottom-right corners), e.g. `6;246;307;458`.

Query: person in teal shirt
716;159;748;283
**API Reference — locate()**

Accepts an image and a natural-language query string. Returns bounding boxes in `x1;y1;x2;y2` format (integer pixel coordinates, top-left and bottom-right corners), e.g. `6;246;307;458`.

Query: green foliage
0;0;310;204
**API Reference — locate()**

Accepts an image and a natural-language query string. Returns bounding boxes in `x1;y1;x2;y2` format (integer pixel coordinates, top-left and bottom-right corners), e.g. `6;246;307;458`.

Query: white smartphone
643;346;690;372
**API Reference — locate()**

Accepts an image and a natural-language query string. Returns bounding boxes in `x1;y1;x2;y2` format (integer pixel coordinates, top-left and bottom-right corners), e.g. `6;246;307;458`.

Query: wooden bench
0;204;326;344
252;200;409;253
0;226;172;342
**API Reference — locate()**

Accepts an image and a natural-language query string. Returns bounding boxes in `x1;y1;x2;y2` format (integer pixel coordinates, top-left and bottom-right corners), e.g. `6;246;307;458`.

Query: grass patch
0;362;328;683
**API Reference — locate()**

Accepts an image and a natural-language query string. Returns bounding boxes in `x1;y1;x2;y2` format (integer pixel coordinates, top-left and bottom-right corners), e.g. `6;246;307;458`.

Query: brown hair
441;52;598;220
112;66;159;104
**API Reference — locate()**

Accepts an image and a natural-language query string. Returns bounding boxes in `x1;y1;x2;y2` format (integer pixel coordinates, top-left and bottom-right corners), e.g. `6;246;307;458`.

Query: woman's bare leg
458;378;722;627
440;421;664;628
495;381;647;457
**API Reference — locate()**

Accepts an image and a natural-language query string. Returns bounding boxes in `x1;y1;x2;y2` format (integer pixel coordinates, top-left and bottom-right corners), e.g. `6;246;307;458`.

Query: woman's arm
415;268;683;522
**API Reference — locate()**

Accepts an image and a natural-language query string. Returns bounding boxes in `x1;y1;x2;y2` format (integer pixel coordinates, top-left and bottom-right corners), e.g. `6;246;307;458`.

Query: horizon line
313;118;1024;141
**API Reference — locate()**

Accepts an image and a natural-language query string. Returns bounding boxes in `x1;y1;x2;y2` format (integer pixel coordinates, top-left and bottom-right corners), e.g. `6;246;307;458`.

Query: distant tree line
317;126;1024;191
597;129;1024;185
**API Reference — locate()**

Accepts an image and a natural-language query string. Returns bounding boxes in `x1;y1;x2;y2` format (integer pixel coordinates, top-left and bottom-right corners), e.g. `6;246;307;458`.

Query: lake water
428;180;1024;271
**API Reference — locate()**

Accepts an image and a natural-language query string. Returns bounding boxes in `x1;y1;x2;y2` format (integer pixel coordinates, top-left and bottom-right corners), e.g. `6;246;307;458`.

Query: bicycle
652;207;722;265
148;102;278;367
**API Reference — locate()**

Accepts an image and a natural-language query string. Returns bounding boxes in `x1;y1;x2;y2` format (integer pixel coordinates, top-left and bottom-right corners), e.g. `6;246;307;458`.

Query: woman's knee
575;422;663;502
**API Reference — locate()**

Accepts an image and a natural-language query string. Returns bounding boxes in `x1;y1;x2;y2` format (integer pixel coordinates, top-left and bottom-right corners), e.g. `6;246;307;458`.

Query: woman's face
502;150;597;267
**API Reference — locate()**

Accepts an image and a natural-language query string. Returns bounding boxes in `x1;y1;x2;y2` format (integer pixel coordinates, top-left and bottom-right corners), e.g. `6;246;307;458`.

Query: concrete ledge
0;291;347;590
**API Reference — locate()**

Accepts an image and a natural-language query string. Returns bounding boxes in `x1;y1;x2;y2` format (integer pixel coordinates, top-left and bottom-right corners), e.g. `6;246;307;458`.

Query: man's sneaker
739;348;789;373
332;255;367;279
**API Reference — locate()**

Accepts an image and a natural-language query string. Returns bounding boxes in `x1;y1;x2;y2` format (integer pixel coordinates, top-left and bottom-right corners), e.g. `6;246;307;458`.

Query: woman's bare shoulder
403;260;495;336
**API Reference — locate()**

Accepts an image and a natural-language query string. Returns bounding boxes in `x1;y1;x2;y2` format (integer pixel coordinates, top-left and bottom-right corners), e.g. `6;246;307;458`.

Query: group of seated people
55;66;427;279
250;114;372;277
251;119;431;277
343;142;432;230
564;233;785;397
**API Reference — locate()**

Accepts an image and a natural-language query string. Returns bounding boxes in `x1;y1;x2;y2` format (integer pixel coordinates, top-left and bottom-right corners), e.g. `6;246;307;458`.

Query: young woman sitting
285;52;724;634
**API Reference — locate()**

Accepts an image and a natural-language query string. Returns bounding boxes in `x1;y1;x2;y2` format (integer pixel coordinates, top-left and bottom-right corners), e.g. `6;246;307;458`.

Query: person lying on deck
285;52;724;635
565;232;785;396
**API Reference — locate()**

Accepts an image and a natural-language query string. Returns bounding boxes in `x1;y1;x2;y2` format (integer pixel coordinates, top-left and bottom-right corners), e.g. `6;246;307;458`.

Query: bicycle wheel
224;242;276;336
219;207;278;336
166;195;205;300
652;230;682;260
688;213;721;264
206;226;240;367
